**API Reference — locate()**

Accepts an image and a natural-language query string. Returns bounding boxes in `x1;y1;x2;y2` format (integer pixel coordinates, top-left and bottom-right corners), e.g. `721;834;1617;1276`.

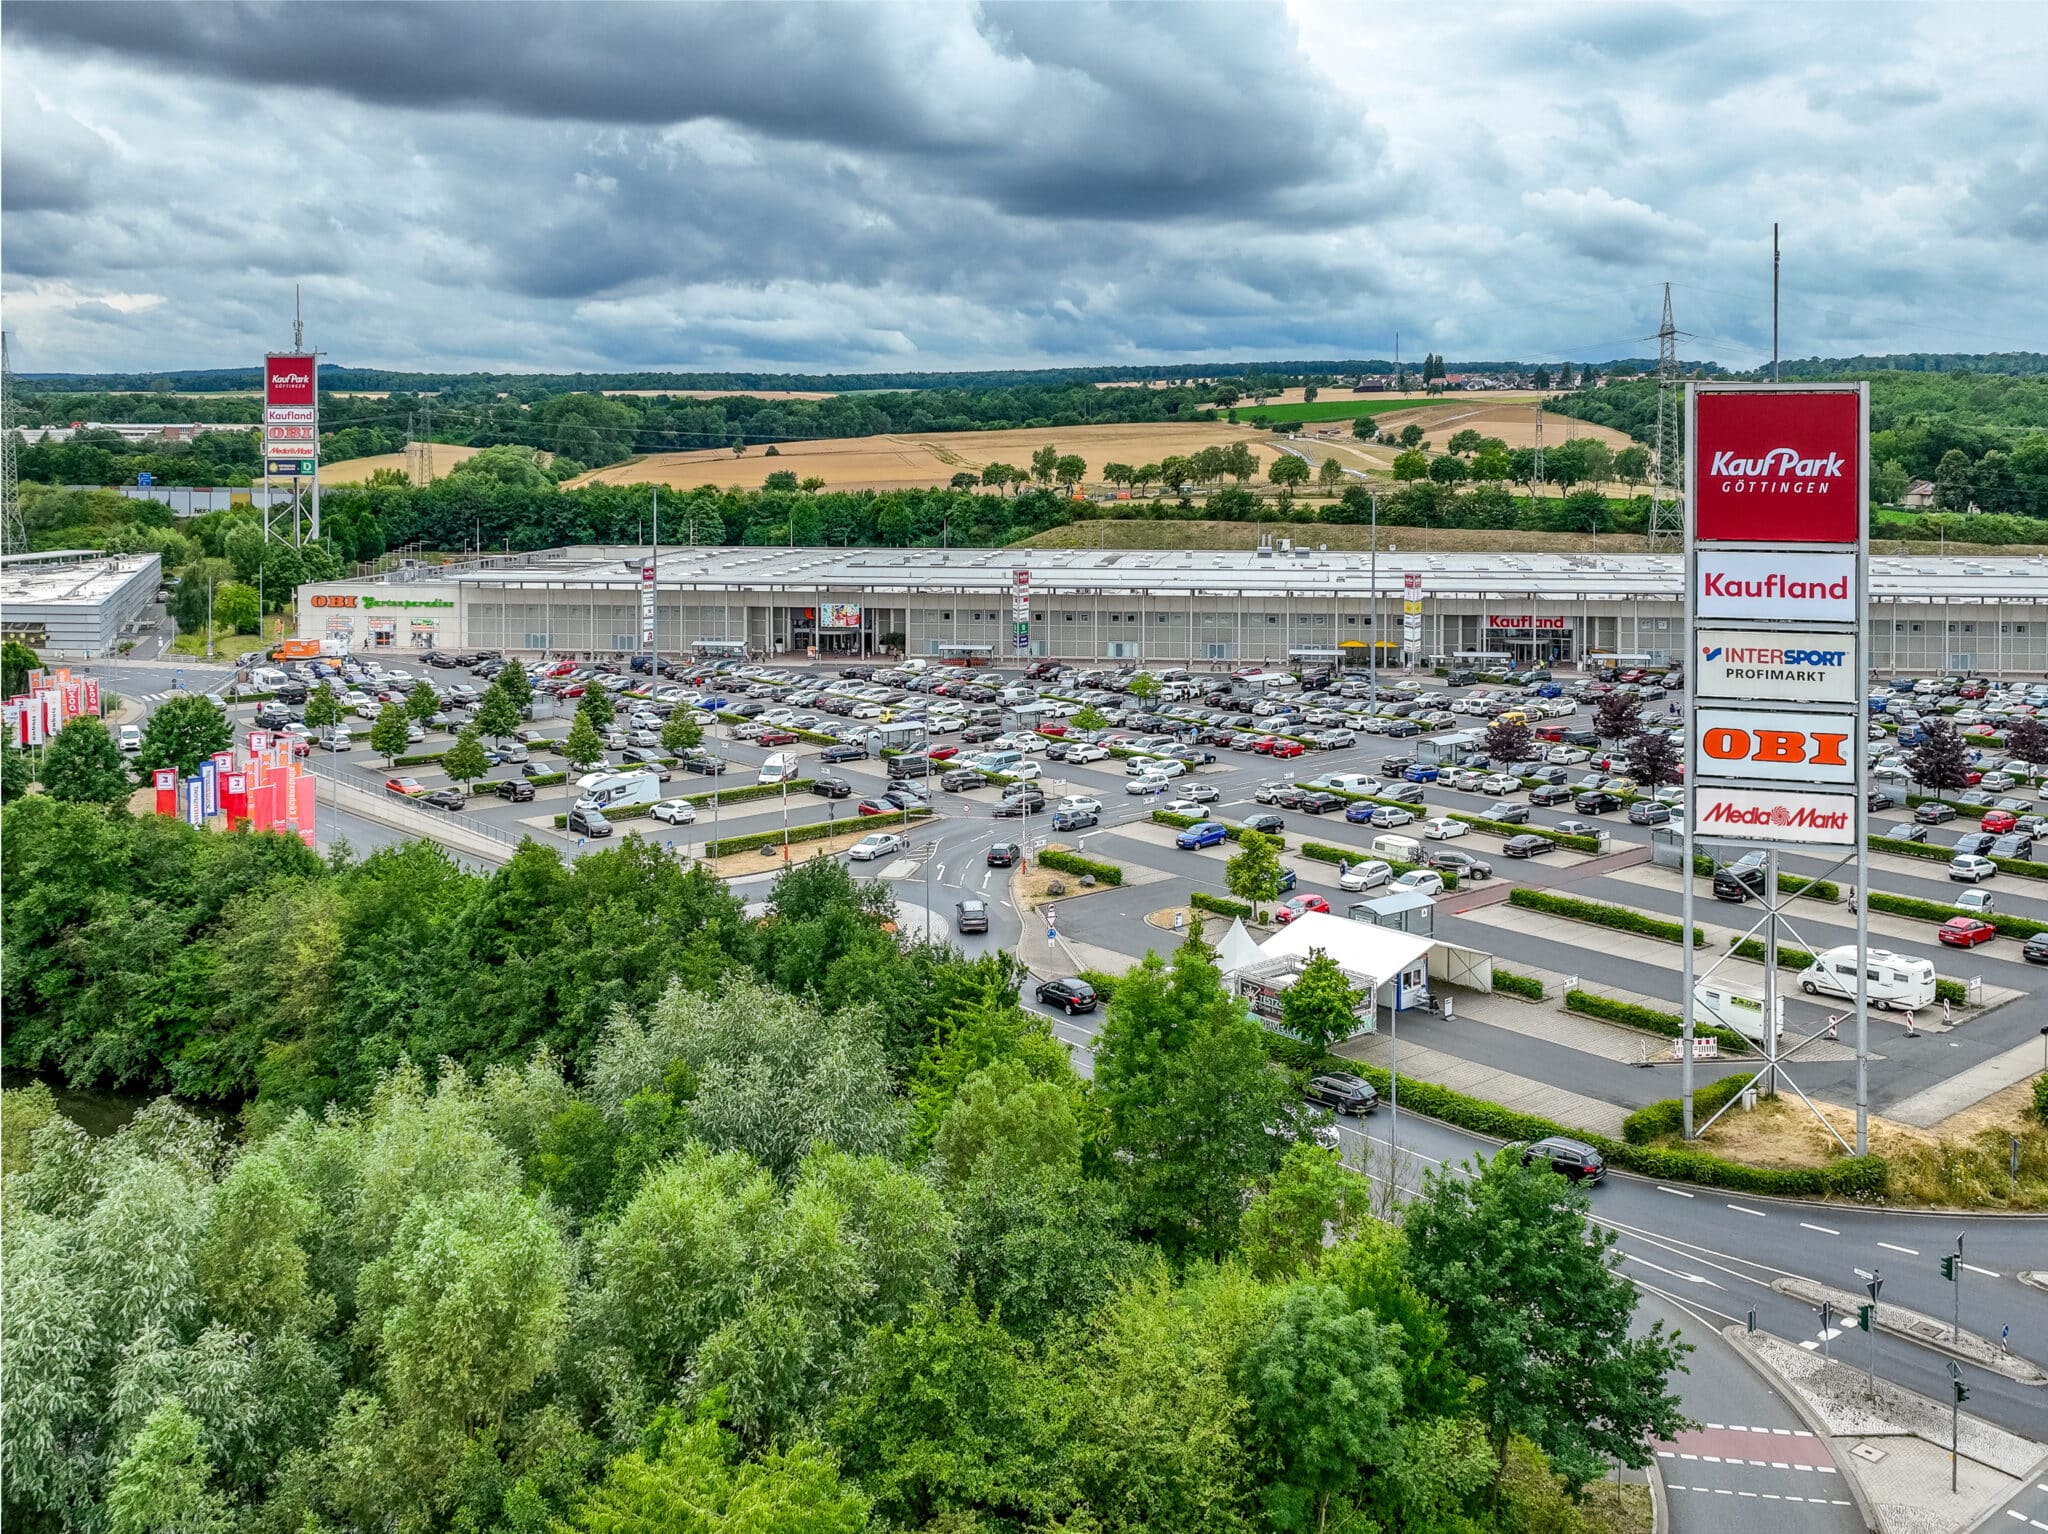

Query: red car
544;660;576;677
1251;736;1280;755
1982;809;2019;834
1275;894;1331;925
856;798;893;816
1035;723;1069;737
1938;917;1997;948
560;683;586;698
1619;668;1646;683
1270;739;1304;759
385;776;425;797
926;745;960;760
758;729;799;746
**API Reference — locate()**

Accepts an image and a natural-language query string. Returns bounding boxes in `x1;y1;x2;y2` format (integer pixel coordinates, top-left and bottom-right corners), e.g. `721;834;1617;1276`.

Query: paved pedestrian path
1331;1030;1632;1139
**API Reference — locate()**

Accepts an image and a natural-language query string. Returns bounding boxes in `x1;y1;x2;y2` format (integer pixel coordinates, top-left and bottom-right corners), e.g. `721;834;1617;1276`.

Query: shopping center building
293;543;2048;675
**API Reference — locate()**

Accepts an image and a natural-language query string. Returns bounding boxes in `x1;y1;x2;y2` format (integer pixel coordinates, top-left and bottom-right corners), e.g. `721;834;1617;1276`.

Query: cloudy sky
4;1;2044;375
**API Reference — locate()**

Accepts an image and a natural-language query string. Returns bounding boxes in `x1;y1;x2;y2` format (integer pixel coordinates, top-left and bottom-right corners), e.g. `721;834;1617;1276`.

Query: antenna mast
1648;283;1685;549
1772;223;1781;383
0;333;23;558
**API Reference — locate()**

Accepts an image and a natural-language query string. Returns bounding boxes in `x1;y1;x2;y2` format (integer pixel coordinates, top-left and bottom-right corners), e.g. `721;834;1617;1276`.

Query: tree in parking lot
443;727;489;791
1070;705;1108;733
1625;727;1681;789
1226;828;1286;921
1592;690;1640;741
133;692;232;778
1279;948;1363;1060
1908;716;1971;794
473;685;520;744
369;700;411;765
1403;1150;1691;1491
406;679;439;725
577;682;616;730
563;711;604;772
39;716;132;804
490;658;532;713
302;680;343;735
660;710;703;757
2003;716;2048;775
1125;673;1160;704
1482;717;1530;769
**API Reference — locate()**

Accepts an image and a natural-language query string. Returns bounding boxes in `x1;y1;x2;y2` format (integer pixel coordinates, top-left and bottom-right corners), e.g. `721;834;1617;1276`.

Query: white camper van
574;771;662;814
1798;946;1938;1012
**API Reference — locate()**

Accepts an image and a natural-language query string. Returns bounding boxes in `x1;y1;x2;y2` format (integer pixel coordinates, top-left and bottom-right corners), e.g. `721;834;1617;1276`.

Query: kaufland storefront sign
1684;383;1866;850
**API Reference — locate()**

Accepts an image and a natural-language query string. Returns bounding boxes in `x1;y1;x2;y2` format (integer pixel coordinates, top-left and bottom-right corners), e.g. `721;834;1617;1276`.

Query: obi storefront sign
1695;629;1857;706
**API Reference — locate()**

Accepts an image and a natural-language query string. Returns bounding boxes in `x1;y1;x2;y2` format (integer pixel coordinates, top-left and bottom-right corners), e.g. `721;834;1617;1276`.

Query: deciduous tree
1592;690;1640;741
1908;716;1971;793
1278;949;1361;1057
1317;457;1345;493
1268;455;1310;492
1391;449;1429;482
40;716;132;804
561;712;604;772
442;728;489;790
406;679;439;724
473;685;519;743
660;710;703;757
1626;727;1681;789
1482;717;1531;768
134;693;232;778
368;702;411;765
577;683;616;730
1226;828;1285;920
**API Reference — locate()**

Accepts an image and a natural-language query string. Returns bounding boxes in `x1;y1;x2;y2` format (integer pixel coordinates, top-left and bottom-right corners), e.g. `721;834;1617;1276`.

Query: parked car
811;775;853;799
2022;932;2048;965
420;787;467;811
986;841;1021;867
1305;1073;1379;1116
1514;1136;1606;1183
1036;977;1099;1014
1177;820;1230;850
494;778;536;803
385;776;426;798
567;806;613;838
1051;806;1097;831
1391;870;1445;896
818;742;867;763
1483;801;1530;824
1275;894;1331;925
1420;817;1468;840
955;898;991;935
1938;916;1997;948
1426;849;1494;880
1338;859;1394;892
1298;791;1345;815
1503;833;1554;858
1241;812;1287;836
1628;802;1672;826
1948;853;1998;882
1574;791;1622;814
1886;821;1927;842
1368;804;1415;829
995;791;1048;817
848;832;905;861
1915;801;1958;824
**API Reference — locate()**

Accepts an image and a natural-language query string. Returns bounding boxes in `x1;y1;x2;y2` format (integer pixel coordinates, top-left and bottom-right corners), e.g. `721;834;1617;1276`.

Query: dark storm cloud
2;1;2045;373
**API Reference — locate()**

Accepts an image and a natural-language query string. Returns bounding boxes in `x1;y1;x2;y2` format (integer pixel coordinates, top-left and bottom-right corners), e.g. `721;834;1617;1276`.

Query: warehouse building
0;550;162;656
293;543;2048;676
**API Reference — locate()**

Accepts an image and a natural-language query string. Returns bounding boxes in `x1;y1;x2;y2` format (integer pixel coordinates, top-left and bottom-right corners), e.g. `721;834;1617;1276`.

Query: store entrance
1502;629;1575;667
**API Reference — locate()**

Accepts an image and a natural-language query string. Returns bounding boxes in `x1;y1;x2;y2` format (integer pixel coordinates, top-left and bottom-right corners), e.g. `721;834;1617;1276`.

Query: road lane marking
1658;1185;1695;1198
1878;1241;1919;1255
1622;1253;1724;1290
1727;1203;1767;1218
1962;1263;2000;1278
1800;1221;1840;1236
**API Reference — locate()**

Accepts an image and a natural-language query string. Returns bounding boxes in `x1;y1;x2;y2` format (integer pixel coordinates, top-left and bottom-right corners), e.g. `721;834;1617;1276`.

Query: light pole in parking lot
1367;493;1380;716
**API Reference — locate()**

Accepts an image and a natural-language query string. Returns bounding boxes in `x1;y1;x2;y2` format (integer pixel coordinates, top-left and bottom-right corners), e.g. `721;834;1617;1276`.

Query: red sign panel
1692;390;1861;543
265;353;317;407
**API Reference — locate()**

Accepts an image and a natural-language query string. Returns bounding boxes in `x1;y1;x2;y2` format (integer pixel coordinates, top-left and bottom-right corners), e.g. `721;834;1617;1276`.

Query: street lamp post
1856;1267;1883;1402
1368;493;1379;715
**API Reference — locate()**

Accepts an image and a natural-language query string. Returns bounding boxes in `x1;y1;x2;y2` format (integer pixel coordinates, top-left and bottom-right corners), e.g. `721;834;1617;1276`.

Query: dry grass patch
319;444;484;484
1369;401;1634;451
698;826;912;880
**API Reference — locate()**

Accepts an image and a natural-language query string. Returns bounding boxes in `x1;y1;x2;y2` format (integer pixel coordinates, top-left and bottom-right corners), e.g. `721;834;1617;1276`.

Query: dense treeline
1775;351;2048;378
3;796;1688;1533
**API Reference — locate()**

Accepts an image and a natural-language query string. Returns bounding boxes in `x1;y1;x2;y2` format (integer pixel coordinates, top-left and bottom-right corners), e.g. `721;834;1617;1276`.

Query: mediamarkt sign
1695;627;1857;705
1694;549;1857;623
1692;389;1862;542
1694;786;1856;848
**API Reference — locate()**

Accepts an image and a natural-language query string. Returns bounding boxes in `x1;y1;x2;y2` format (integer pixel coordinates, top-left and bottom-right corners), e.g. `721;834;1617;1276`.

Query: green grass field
1236;397;1426;425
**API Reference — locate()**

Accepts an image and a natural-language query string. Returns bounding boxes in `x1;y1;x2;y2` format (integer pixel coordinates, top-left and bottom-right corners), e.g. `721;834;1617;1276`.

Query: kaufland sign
265;354;317;408
1692;389;1862;543
1693;786;1856;848
1694;549;1857;622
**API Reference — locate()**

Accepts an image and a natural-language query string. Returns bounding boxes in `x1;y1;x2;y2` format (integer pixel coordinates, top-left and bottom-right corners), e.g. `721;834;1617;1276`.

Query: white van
117;723;144;756
757;751;800;786
1324;773;1380;795
1370;834;1422;864
249;666;289;691
1691;980;1782;1044
574;771;662;813
1799;946;1938;1012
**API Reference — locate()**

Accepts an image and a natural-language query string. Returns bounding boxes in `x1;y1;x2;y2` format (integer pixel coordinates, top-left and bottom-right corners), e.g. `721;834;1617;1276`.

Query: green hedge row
1869;890;2048;939
1728;937;1817;972
1872;834;2048;884
1036;847;1124;887
705;806;930;857
1622;1070;1759;1145
392;750;450;767
1191;891;1254;920
1688;855;1839;902
1506;887;1706;946
1565;989;1751;1056
682;777;816;808
1492;970;1545;1001
1321;1052;1889;1197
1298;840;1459;891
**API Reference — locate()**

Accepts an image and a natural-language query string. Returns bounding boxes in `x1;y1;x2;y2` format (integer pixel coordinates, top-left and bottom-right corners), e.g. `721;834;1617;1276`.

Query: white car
1058;796;1103;816
1013;733;1050;753
1165;798;1205;816
1008;760;1043;782
1440;768;1484;791
1421;817;1468;840
650;798;698;825
849;833;905;862
1477;774;1521;796
1546;746;1590;765
118;723;144;755
1393;870;1446;896
1338;860;1394;892
1066;744;1109;763
850;705;883;719
1124;755;1163;776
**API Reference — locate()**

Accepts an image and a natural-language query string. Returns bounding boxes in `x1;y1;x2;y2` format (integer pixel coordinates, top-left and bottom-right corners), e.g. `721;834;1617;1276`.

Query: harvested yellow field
1370;401;1632;451
317;444;484;485
599;388;838;399
565;421;1284;493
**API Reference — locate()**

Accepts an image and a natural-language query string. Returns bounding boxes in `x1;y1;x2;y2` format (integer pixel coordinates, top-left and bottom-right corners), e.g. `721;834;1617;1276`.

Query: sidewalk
1332;1029;1632;1139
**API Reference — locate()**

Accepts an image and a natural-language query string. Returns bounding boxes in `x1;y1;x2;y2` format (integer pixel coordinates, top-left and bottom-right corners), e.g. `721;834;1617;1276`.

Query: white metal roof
1241;911;1434;984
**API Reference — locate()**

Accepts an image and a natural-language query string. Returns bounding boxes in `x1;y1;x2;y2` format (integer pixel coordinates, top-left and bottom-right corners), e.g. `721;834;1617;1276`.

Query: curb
1647;1449;1670;1534
1770;1277;2048;1386
1964;1447;2048;1534
1717;1325;1880;1534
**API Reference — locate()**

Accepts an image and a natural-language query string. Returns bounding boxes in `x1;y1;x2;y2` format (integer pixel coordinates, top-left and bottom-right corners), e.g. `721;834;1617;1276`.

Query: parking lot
237;651;2048;1130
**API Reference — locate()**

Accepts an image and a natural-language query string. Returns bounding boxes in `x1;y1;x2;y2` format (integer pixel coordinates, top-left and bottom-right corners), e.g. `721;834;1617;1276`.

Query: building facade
0;551;162;655
293;544;2048;676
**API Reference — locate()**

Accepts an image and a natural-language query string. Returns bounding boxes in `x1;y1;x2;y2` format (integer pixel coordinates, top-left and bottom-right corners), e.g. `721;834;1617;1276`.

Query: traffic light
1940;1254;1958;1281
1953;1377;1970;1404
1857;1303;1875;1332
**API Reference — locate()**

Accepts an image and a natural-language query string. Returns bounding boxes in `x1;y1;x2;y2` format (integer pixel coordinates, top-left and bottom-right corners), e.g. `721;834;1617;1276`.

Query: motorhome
757;751;800;786
574;772;662;813
1369;834;1423;864
1798;946;1939;1012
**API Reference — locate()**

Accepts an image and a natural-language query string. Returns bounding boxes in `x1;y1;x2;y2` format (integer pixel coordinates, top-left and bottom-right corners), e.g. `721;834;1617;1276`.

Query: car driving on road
848;832;905;861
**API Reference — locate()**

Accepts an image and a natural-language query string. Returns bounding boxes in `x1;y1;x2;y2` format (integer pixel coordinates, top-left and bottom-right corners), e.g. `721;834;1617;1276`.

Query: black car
818;742;867;763
1385;720;1423;738
1530;784;1575;810
1379;756;1416;775
1951;831;1998;857
986;841;1021;867
1384;782;1427;805
683;752;730;775
992;792;1046;818
1991;832;2035;860
942;769;989;792
521;761;555;780
955;898;991;935
567;806;613;838
1516;1136;1606;1184
960;724;1001;743
2023;932;2048;965
252;704;297;728
421;787;467;811
1242;812;1286;835
493;778;536;803
1713;853;1767;902
1304;1072;1379;1116
1915;801;1958;825
881;789;926;812
273;682;310;705
1502;834;1553;858
1574;791;1621;815
1036;977;1099;1014
1052;807;1098;831
812;774;853;799
1298;791;1345;815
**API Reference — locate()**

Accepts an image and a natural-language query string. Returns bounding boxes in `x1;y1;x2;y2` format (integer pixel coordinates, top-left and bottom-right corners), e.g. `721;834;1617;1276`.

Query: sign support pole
1680;384;1698;1136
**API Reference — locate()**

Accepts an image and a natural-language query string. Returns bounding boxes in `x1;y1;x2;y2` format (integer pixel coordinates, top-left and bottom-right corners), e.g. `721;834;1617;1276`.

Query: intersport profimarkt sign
1695;627;1858;705
1692;389;1863;543
1693;785;1856;848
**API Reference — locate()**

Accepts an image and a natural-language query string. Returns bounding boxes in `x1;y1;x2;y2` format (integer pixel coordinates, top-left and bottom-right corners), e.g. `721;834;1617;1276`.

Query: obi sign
1692;389;1863;543
1695;707;1854;785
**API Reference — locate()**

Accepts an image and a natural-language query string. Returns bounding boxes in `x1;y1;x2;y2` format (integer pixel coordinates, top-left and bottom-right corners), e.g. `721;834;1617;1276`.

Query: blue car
1176;820;1229;849
1345;801;1378;824
1404;764;1439;783
1535;683;1563;698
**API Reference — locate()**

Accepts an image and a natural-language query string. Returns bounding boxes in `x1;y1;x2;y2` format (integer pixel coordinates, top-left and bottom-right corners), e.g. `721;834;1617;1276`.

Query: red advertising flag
1692;389;1862;543
154;767;179;816
265;354;318;408
83;678;101;715
224;772;248;828
295;775;317;847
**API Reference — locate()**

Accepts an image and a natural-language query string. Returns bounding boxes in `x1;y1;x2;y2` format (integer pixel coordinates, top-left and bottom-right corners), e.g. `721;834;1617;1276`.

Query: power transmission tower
0;332;22;558
1648;283;1686;549
1531;403;1545;495
420;395;433;484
